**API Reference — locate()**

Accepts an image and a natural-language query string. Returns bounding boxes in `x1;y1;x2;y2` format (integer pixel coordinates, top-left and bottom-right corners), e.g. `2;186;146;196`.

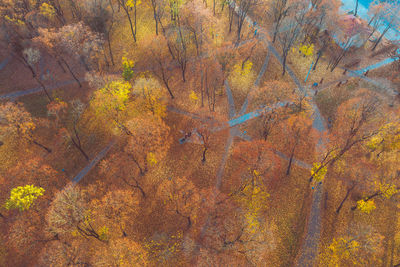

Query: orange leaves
94;238;148;266
0;102;36;138
232;140;282;181
156;177;202;228
125;116;170;169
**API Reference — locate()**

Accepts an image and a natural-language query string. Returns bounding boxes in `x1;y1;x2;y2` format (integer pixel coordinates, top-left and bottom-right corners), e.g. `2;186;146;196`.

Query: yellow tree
90;79;135;135
131;76;167;118
5;185;44;212
320;224;384;266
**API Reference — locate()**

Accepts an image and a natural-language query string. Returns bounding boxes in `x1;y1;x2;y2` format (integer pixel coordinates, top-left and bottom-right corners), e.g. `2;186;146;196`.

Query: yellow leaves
143;231;183;262
323;237;360;266
146;152;158;166
126;0;141;8
189;91;199;102
122;56;135;81
356;199;376;214
5;185;45;211
296;43;314;57
91;80;132;123
98;226;109;241
366;121;400;153
375;182;399;199
366;135;382;150
311;162;327;183
234;169;270;233
4;15;25;26
40;3;56;18
233;61;253;77
229;61;256;94
131;77;166;118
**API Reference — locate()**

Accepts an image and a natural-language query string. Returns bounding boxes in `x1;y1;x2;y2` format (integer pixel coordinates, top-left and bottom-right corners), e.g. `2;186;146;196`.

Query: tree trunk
228;7;234;33
124;8;137;42
371;24;391;51
106;34;115;66
273;21;280;43
336;184;356;214
70;137;89;161
282;51;288;76
134;0;137;37
35;76;53;101
213;0;216;15
57;59;67;73
151;1;158;35
60;58;82;87
286;148;295;176
160;67;174;98
202;147;207;163
313;49;324;70
31;138;52;153
354;0;359;16
351;191;381;210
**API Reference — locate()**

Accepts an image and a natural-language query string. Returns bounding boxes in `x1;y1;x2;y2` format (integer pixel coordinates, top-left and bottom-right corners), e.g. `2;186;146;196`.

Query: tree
201;58;223;112
47;99;90;161
0;102;52;153
47;184;103;241
115;0;138;42
167;21;191;82
91;189;141;237
139;35;175;98
82;0;116;66
156;177;202;229
281;113;314;175
369;1;400;51
275;0;308;75
232;140;282;185
148;0;167;35
93;238;148;266
99;153;147;198
125;116;171;175
22;47;53;100
200;173;277;265
320;224;384;266
131;76;167;117
35;23;103;86
90;79;134;135
38;240;88;267
5;185;44;211
268;0;292;43
234;0;258;43
310;93;381;183
122;56;135;81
